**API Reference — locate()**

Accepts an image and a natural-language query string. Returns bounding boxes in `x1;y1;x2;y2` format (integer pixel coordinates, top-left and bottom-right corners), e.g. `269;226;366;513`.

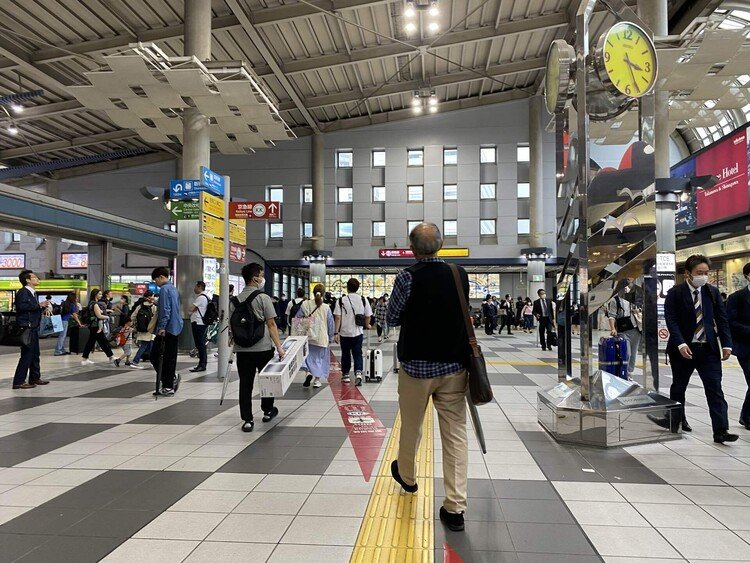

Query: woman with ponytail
295;284;334;388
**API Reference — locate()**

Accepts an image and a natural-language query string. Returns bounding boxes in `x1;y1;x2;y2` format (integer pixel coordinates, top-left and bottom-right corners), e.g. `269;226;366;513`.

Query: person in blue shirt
150;266;183;395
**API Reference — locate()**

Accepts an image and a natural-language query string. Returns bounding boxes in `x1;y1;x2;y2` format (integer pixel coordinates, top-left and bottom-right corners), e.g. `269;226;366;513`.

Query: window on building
480;183;496;200
407;149;424;166
337;150;353;168
372;186;386;202
517;219;530;235
517;182;530;198
480;146;496;164
338;187;353;203
268;186;284;203
443;220;458;236
11;232;21;242
517;144;530;162
269;223;284;239
480;219;496;235
303;223;313;238
372;150;386;167
303;187;313;203
407;221;422;234
443;184;458;200
373;221;386;237
408;185;423;202
443;147;458;165
338;222;353;238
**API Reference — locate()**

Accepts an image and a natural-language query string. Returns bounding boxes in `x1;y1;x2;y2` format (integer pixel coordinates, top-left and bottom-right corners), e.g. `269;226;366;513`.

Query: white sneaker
342;375;351;383
378;337;382;343
81;359;94;366
313;377;322;388
129;363;143;369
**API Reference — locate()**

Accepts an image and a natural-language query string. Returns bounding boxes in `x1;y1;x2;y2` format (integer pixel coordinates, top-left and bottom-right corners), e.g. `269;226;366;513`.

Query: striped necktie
693;289;705;342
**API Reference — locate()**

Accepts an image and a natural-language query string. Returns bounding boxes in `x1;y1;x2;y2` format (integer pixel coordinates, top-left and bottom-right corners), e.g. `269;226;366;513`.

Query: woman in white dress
296;284;335;388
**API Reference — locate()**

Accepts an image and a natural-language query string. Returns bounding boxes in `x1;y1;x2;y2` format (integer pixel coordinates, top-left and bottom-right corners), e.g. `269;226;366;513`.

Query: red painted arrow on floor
328;351;387;481
443;542;464;562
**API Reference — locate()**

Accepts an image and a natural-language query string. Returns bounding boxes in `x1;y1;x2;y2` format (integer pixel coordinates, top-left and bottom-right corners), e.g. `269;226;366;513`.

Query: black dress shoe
390;460;418;493
241;420;254;432
681;420;692;432
714;430;740;444
190;366;206;372
303;374;313;387
262;407;279;422
739;418;750;430
439;506;465;532
647;414;679;433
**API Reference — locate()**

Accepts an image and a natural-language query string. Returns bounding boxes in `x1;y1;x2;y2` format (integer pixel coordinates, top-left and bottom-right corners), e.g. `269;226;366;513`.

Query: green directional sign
170;201;200;220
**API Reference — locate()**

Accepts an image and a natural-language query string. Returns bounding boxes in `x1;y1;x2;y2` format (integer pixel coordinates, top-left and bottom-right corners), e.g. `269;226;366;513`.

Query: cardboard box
259;336;309;398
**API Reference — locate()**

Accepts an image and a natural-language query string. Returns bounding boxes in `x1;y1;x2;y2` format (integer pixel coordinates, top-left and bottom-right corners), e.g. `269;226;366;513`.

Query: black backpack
199;294;219;325
230;291;265;347
79;304;96;327
135;305;153;333
288;298;304;326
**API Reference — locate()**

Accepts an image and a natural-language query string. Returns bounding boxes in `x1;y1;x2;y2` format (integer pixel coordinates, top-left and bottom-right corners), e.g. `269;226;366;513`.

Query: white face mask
624;286;631;293
691;275;708;287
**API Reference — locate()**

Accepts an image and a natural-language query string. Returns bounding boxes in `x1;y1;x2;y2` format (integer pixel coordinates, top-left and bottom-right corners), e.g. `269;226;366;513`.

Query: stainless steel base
537;371;682;448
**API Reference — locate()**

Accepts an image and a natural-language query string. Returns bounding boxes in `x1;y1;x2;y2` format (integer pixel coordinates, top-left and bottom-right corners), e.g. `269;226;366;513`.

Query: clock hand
623;54;639;93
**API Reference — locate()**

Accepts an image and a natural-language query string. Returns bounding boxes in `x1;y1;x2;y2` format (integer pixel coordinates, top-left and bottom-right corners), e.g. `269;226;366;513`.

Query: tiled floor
1;329;750;561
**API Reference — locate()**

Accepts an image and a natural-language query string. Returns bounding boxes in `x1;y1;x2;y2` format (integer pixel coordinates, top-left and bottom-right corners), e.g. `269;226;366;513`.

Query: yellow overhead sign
201;213;224;239
200;234;224;259
438;248;470;258
229;221;246;245
200;191;224;219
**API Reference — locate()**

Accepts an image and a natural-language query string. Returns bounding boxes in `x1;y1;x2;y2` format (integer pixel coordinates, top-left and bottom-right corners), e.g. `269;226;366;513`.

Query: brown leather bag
449;264;494;406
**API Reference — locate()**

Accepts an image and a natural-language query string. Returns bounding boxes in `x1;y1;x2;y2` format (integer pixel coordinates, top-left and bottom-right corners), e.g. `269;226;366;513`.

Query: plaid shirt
387;257;464;379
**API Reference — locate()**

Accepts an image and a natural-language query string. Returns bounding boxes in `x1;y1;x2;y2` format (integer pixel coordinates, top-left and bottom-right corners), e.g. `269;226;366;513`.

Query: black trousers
236;349;275;422
739;354;750;423
82;329;113;359
191;322;208;368
151;333;178;389
484;317;495;335
669;344;729;432
499;314;513;334
538;317;553;349
13;330;40;386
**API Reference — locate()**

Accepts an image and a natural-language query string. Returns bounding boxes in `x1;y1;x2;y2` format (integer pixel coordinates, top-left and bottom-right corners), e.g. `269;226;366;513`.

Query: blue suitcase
598;336;629;379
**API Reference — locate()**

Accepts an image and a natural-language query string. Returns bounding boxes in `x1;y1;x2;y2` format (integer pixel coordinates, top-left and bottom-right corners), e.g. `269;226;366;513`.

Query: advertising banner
0;254;25;269
695;129;749;226
61;252;88;269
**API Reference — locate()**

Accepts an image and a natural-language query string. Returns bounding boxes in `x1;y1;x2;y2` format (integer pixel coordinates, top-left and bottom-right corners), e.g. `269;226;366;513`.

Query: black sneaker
262;407;279;422
241;420;254;432
439;506;465;531
303;374;313;387
714;430;739;444
390;460;418;493
113;358;121;368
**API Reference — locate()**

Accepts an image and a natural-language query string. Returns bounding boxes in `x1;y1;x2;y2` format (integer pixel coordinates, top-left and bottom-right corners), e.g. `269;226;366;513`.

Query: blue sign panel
200;166;225;197
170;179;202;200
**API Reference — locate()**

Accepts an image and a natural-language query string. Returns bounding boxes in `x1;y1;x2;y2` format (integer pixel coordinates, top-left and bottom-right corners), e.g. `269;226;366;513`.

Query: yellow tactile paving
351;404;434;563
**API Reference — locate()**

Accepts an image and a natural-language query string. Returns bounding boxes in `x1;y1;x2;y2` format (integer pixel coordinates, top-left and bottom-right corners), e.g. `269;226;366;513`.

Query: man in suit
664;254;737;444
726;262;750;430
533;288;555;351
13;270;50;390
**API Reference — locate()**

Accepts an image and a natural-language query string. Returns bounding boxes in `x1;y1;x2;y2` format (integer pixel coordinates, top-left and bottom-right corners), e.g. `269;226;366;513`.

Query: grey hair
409;222;443;256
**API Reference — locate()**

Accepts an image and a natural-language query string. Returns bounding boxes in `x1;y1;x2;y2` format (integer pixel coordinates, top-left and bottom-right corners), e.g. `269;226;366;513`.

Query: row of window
268;219;531;239
269;183;531;204
336;145;530;168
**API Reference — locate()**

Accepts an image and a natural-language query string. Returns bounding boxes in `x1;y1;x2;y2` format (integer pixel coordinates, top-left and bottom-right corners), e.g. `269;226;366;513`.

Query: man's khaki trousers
397;369;468;513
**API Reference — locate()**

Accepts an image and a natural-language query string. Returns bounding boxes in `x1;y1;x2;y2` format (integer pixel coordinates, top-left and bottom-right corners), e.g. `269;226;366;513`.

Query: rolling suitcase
69;326;89;354
365;348;383;382
598;336;629;379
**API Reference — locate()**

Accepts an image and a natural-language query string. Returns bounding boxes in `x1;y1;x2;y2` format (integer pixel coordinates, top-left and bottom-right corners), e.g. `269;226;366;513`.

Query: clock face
545;40;575;114
598;21;657;98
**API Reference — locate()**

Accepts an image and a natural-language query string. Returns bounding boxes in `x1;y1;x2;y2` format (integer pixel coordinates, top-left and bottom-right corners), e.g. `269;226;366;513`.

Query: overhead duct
0;148;151;180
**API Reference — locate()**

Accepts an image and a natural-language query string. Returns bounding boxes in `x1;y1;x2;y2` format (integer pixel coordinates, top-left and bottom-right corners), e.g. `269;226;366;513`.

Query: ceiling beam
0;36;72;95
225;0;321;133
668;0;723;34
253;0;391;26
1;100;83;123
318;89;530;133
282;12;567;75
282;57;544;110
0;130;137;160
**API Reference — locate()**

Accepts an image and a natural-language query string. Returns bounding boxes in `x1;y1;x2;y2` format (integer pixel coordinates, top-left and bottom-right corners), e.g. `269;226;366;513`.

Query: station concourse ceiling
0;0;739;181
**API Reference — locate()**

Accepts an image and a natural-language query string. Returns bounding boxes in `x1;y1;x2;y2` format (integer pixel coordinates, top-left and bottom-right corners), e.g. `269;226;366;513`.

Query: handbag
6;323;32;347
292;303;323;342
614;297;636;333
39;316;56;337
448;264;493;406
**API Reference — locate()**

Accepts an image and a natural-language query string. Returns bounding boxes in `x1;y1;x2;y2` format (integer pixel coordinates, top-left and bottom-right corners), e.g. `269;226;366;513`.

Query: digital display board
0;254;25;269
61;253;88;269
672;124;750;231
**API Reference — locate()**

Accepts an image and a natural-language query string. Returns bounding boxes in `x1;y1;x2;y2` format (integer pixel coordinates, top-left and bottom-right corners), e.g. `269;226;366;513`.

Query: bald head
409;222;443;257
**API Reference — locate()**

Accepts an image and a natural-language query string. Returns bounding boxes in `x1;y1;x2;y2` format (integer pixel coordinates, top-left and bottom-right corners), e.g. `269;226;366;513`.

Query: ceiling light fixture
404;6;416;17
428;22;439;33
8;124;18;135
405;21;417;33
11;103;23;114
429;5;439;16
412;87;438;115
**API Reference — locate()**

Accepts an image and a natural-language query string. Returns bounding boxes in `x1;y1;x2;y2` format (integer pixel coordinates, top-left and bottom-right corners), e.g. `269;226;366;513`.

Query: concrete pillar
87;241;112;301
176;0;211;348
527;95;547;298
311;133;326;285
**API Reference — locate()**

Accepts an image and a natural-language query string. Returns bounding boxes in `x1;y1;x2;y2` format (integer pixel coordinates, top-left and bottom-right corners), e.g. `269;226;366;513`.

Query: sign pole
217;176;231;381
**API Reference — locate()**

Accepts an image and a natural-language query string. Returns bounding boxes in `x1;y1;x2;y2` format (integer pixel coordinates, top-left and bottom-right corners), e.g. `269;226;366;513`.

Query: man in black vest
726;262;750;430
532;288;555;350
387;222;470;532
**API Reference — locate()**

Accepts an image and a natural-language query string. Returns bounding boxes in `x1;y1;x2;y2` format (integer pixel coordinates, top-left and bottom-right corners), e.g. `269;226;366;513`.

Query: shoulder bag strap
448;264;480;359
